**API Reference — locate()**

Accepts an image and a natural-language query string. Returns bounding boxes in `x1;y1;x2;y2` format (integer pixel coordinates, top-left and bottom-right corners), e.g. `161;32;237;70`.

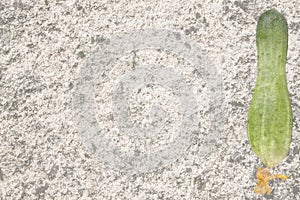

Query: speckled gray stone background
1;0;300;199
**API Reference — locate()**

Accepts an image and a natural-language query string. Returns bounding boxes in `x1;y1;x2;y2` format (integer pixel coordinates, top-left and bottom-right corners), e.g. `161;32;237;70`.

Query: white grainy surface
1;0;300;199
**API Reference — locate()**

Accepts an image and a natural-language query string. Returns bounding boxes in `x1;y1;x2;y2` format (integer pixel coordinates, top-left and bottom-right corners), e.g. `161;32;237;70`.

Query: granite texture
1;0;300;199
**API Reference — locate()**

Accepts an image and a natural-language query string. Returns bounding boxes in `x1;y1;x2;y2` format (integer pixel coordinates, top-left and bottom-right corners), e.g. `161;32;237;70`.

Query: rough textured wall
1;0;300;199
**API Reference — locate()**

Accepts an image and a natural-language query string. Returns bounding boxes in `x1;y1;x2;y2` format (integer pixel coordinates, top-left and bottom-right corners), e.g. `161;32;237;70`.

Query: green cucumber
248;9;292;168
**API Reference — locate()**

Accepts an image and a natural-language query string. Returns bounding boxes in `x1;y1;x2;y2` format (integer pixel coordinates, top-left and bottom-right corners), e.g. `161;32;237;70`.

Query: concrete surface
1;0;300;199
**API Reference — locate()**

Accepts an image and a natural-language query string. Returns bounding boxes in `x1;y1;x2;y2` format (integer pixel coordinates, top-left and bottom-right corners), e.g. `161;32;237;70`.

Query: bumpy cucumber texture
248;9;292;168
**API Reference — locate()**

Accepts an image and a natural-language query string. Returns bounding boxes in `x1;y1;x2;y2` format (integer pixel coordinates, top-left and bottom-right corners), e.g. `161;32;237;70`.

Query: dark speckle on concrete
229;101;245;108
184;42;191;49
77;51;86;58
91;143;97;153
36;184;49;199
77;5;83;11
202;17;209;27
91;35;109;44
293;146;300;155
0;167;3;181
184;26;199;35
13;0;24;10
293;187;300;196
224;6;229;14
0;2;4;11
194;175;206;191
234;1;248;12
263;189;275;199
174;32;181;40
48;164;59;180
290;22;300;32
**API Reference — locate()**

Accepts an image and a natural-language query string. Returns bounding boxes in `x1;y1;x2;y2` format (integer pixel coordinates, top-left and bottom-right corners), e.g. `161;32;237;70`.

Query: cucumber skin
248;9;292;168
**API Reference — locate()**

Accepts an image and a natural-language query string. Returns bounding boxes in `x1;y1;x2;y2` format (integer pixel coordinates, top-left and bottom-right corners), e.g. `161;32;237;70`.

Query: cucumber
248;9;292;168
